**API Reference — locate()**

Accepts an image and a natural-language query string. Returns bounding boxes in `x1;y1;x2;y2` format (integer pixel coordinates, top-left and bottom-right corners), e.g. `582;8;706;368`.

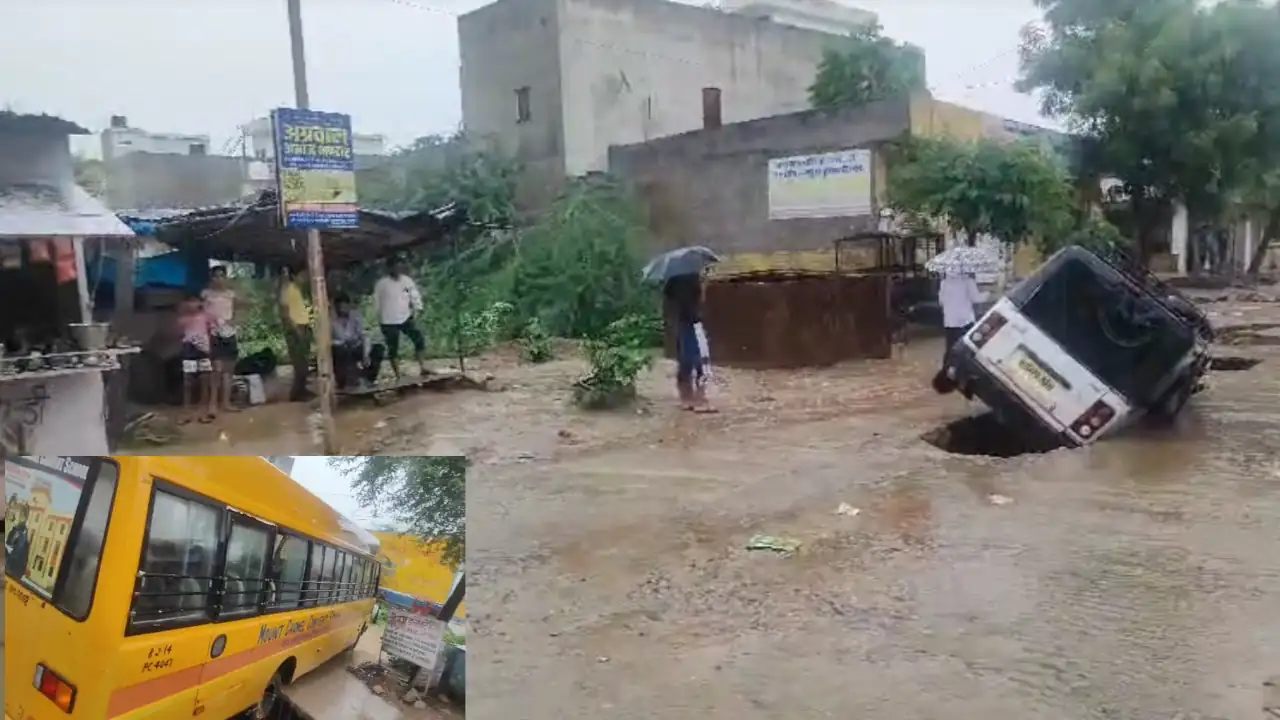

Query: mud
465;299;1280;720
127;300;1280;720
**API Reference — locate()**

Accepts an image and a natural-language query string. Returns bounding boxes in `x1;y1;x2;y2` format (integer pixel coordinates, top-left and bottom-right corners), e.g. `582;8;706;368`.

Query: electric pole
285;0;338;453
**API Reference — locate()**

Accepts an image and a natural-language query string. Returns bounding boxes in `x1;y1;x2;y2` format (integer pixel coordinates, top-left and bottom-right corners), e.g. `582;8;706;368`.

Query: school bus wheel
252;661;295;719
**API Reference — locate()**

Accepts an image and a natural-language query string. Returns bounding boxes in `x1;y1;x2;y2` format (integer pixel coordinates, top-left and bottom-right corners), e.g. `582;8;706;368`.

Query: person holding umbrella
644;246;720;413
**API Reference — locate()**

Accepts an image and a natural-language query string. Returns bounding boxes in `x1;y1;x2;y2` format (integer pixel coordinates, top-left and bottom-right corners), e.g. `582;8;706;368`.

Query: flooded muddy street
466;298;1280;720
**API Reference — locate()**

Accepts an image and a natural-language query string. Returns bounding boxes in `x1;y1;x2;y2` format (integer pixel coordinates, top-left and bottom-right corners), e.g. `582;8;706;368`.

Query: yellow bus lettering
258;623;284;645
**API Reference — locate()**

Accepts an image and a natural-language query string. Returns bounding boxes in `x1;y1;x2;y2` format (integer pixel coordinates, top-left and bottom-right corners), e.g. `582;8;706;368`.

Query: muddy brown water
132;306;1280;719
465;321;1280;719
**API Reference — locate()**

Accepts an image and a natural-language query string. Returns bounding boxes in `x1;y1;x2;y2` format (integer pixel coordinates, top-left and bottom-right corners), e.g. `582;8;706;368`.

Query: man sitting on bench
330;293;384;389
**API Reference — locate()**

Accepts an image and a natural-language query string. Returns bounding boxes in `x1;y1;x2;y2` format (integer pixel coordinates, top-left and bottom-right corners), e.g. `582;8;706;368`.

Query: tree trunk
1247;212;1280;276
1130;192;1156;268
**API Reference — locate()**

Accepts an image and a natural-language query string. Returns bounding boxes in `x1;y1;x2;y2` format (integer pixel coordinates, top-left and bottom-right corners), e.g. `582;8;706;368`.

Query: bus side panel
105;626;215;718
192;602;372;720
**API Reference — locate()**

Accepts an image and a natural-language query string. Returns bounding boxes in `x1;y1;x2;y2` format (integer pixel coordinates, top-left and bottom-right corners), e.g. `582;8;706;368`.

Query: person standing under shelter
201;265;239;413
373;256;428;380
279;265;315;402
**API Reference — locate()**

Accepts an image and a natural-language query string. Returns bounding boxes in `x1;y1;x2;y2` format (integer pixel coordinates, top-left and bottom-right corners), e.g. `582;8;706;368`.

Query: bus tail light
1070;400;1115;439
34;663;77;713
968;312;1008;349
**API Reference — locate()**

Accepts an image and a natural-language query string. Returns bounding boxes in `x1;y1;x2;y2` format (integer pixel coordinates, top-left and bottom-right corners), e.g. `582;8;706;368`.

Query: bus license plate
1015;353;1057;394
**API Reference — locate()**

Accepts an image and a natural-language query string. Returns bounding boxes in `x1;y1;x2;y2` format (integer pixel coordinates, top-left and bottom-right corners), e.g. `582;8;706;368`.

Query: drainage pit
1210;355;1263;371
921;412;1056;458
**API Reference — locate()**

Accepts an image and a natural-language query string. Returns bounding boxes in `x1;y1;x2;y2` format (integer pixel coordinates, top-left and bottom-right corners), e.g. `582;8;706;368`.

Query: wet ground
463;295;1280;720
127;294;1280;719
280;625;458;720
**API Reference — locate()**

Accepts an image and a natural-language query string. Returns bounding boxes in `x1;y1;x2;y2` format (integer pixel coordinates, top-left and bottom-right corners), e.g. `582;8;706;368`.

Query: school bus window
130;488;221;633
340;553;349;601
321;546;338;604
271;533;308;610
344;554;356;600
332;548;343;599
222;516;272;618
305;542;324;607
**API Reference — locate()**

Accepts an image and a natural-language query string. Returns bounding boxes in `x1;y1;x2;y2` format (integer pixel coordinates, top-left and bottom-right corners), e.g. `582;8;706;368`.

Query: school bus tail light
34;663;77;713
969;312;1008;349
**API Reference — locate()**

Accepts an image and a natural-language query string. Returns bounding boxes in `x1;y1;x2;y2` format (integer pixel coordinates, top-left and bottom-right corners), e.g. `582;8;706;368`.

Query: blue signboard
271;108;359;229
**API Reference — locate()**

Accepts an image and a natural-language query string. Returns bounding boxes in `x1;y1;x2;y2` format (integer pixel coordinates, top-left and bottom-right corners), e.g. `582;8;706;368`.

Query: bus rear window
4;456;118;619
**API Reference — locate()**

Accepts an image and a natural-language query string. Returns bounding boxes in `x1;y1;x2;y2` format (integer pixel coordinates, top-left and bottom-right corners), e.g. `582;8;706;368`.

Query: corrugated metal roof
0;182;135;237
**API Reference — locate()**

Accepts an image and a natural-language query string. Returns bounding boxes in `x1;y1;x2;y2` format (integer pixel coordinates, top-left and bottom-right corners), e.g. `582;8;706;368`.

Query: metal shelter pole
286;0;337;453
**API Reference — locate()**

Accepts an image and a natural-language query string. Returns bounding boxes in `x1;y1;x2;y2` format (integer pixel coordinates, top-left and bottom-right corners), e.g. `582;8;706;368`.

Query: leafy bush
1037;215;1127;257
519;318;554;363
573;314;657;410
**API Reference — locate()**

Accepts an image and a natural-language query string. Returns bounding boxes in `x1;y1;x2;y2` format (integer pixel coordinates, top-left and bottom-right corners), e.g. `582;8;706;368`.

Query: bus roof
121;456;377;557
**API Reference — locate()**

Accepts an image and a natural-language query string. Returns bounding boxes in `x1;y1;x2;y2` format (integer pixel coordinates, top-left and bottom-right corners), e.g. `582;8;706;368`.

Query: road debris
835;502;861;517
745;534;802;554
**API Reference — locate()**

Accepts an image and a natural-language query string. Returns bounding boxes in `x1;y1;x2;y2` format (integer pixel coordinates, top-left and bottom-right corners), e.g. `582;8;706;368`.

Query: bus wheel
253;671;285;719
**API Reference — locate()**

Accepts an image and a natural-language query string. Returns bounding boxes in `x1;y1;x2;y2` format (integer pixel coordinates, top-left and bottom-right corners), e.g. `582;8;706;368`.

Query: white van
944;247;1212;449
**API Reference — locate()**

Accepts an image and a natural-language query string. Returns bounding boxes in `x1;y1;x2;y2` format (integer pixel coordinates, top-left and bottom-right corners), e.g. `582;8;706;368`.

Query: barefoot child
177;294;216;423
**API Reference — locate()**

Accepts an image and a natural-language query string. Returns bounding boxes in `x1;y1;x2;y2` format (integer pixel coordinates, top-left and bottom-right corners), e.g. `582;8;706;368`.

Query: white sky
1;0;1050;158
290;455;383;528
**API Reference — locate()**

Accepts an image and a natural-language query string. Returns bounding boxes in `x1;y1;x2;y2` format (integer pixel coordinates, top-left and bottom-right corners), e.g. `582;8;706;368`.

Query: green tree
808;23;926;108
1018;0;1280;264
73;154;106;198
886;136;1074;247
329;456;465;568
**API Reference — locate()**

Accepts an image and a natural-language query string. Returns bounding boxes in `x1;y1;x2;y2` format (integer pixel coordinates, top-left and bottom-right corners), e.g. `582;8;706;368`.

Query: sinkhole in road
1209;355;1263;371
921;412;1054;458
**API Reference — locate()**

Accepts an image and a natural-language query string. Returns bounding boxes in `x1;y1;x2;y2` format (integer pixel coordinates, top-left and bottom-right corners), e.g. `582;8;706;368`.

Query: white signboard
381;606;446;668
767;148;873;220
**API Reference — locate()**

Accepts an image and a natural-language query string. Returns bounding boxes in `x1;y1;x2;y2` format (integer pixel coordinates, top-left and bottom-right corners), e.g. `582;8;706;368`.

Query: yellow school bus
4;456;382;720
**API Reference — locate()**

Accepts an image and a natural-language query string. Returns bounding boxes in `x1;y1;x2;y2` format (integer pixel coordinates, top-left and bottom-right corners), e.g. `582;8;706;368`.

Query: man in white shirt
938;271;986;360
373;257;428;379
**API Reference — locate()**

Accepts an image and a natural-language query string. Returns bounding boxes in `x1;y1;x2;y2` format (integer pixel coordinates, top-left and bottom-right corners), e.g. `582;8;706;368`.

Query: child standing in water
176;294;216;423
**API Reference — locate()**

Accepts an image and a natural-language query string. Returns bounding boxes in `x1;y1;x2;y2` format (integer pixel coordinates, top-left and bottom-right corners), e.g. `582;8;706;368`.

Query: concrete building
100;115;210;161
720;0;876;35
607;93;1079;275
457;0;886;204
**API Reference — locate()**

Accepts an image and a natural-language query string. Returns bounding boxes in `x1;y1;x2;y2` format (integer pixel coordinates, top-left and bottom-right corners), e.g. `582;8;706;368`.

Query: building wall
458;0;882;204
609;96;911;273
104;152;247;210
101;126;210;161
0;134;74;186
458;0;568;207
556;0;863;175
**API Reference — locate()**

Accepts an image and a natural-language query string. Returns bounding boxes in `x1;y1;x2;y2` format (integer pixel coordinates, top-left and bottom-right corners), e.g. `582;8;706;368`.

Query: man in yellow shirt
278;266;314;401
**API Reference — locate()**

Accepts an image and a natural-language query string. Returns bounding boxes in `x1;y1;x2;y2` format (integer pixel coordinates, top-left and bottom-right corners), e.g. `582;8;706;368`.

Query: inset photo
2;455;465;720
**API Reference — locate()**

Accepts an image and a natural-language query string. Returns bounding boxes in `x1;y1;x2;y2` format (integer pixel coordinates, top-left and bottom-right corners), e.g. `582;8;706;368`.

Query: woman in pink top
176;293;216;423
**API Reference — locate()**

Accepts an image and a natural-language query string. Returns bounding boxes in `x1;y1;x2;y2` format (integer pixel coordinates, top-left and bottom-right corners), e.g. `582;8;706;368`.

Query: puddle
1210;356;1263;371
921;412;1055;458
